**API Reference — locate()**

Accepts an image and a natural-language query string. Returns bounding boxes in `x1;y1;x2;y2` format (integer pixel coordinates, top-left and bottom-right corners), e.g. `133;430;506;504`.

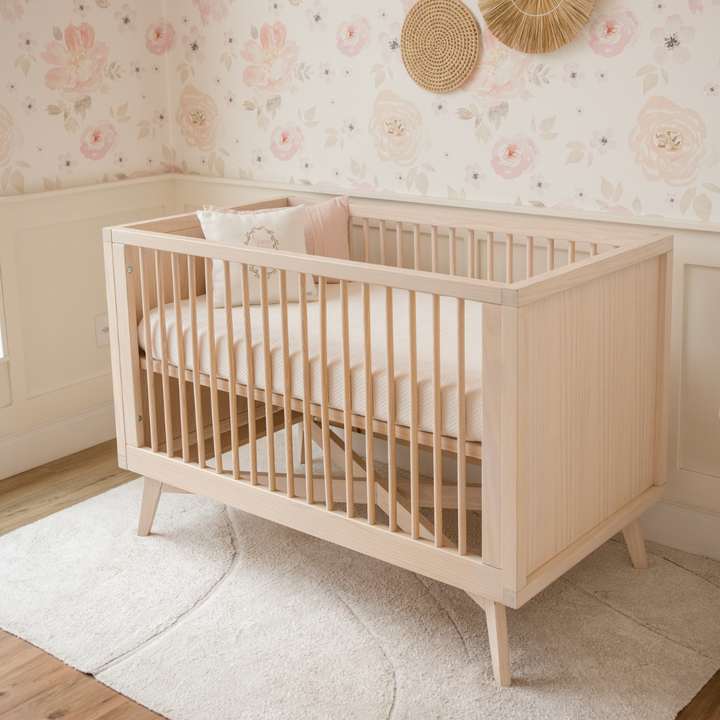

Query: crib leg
622;518;649;569
138;477;163;537
467;593;511;686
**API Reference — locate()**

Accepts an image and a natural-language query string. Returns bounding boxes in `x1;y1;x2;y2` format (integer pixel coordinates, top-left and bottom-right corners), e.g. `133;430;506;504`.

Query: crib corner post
622;518;649;569
138;477;163;536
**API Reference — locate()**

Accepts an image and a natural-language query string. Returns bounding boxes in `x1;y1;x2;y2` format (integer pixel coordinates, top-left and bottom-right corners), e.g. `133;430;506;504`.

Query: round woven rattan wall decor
478;0;596;54
401;0;480;94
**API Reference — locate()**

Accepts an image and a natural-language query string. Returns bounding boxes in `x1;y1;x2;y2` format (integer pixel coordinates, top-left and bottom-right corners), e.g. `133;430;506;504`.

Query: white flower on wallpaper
650;15;694;65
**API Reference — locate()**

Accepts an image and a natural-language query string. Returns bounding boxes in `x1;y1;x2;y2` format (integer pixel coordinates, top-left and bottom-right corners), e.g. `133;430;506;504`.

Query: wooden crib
103;195;672;686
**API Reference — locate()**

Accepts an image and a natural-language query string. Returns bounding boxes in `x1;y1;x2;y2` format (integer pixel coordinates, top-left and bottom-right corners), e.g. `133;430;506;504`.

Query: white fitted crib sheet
137;282;483;442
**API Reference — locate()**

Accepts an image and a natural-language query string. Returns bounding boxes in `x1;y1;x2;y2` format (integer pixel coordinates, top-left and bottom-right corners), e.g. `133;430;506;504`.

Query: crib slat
224;261;239;480
363;282;375;525
590;243;597;257
155;250;174;459
467;229;475;279
139;249;158;452
299;273;313;504
449;228;456;276
260;269;276;492
431;226;438;274
548;238;555;272
396;221;403;268
363;218;370;264
319;277;332;508
409;290;419;540
432;293;442;547
205;259;222;473
457;298;467;556
569;240;576;264
348;216;354;262
241;264;257;485
172;253;190;462
506;234;513;284
341;279;354;516
279;270;294;497
385;285;397;532
413;224;420;271
487;231;494;282
526;236;534;279
379;220;387;266
187;257;205;468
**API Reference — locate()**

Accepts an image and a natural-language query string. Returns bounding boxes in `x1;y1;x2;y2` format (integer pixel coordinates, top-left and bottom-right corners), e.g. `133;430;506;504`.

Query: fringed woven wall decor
401;0;480;93
478;0;596;54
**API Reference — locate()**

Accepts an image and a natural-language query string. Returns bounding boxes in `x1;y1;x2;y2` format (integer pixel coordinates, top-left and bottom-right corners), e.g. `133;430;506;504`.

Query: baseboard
0;402;116;481
641;499;720;562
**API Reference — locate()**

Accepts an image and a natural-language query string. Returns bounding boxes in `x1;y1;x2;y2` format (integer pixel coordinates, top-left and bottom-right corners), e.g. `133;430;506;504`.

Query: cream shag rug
0;439;719;720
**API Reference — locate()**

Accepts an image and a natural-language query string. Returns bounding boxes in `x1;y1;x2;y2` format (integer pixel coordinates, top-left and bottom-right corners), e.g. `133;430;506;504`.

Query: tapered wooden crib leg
467;593;511;686
622;518;649;569
138;477;163;537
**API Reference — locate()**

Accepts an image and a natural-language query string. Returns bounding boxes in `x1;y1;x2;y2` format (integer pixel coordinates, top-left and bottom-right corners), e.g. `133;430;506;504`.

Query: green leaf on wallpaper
456;108;474;120
613;182;623;203
95;0;111;7
53;26;63;41
288;0;302;6
64;117;79;134
680;187;696;215
371;65;383;73
596;199;608;207
703;183;720;195
633;196;642;214
540;132;559;141
117;102;128;117
447;186;460;200
21;58;30;76
138;126;150;140
565;149;584;164
219;148;229;157
660;68;668;84
250;26;259;40
162;145;171;161
693;194;711;222
388;67;394;80
360;163;366;179
215;157;225;178
539;115;556;133
475;125;492;144
487;102;508;129
299;179;312;185
267;95;281;117
566;141;585;149
46;104;62;116
375;71;385;88
74;96;92;120
587;152;593;167
601;177;613;199
469;103;480;116
528;201;545;207
243;101;256;111
421;163;436;173
351;159;361;177
415;172;429;197
325;135;338;148
643;73;659;95
406;167;417;189
635;65;656;77
530;118;536;133
15;161;30;168
324;128;338;134
10;171;24;194
1;167;10;192
43;177;54;191
305;107;316;121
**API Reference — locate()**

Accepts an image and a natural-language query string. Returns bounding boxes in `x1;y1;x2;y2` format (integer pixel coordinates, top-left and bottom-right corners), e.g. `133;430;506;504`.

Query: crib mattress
137;283;483;442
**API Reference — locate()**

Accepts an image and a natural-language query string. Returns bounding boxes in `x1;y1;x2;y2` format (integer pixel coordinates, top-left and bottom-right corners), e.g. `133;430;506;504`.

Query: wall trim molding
641;499;720;562
0;401;116;482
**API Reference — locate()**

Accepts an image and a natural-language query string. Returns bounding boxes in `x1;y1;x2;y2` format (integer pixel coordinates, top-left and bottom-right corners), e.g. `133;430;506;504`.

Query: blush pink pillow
203;197;351;281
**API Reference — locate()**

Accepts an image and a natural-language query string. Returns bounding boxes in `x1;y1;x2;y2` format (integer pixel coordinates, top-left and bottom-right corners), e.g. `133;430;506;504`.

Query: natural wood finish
467;229;475;279
363;282;375;524
506;234;513;284
341;279;354;515
224;261;240;480
457;298;467;555
171;253;190;462
486;231;494;281
408;290;419;540
654;251;672;486
486;600;511;686
187;255;205;468
139;249;159;452
677;669;720;720
204;259;223;474
137;477;163;536
319;278;332;507
241;264;258;485
154;249;173;458
385;285;397;531
279;270;295;497
432;294;443;547
260;269;276;491
622;519;649;569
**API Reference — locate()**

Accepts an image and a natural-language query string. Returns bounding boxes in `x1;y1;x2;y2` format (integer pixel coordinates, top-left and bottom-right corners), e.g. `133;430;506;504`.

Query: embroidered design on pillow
244;226;279;279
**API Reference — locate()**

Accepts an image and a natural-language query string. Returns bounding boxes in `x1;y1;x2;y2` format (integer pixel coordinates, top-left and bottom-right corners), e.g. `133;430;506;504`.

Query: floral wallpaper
2;0;719;223
0;0;173;194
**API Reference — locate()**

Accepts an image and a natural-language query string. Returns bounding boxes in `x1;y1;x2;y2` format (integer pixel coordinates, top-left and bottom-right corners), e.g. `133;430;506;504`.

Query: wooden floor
0;442;718;719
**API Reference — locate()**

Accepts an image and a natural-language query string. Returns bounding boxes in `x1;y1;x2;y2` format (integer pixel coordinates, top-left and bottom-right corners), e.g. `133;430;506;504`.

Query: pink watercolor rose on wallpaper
336;15;371;57
79;122;118;160
369;90;430;167
491;134;540;179
240;22;299;98
269;123;305;161
461;25;532;104
628;96;717;187
0;105;23;167
41;23;109;101
587;7;641;57
145;19;175;55
177;85;223;152
0;0;26;22
192;0;235;26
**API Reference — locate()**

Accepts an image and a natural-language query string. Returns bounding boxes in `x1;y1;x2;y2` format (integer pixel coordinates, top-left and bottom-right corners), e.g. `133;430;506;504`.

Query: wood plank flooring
0;441;718;719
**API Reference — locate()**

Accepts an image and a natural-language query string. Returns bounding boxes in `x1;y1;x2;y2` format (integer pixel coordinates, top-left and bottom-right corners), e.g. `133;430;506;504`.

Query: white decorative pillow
196;205;318;307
